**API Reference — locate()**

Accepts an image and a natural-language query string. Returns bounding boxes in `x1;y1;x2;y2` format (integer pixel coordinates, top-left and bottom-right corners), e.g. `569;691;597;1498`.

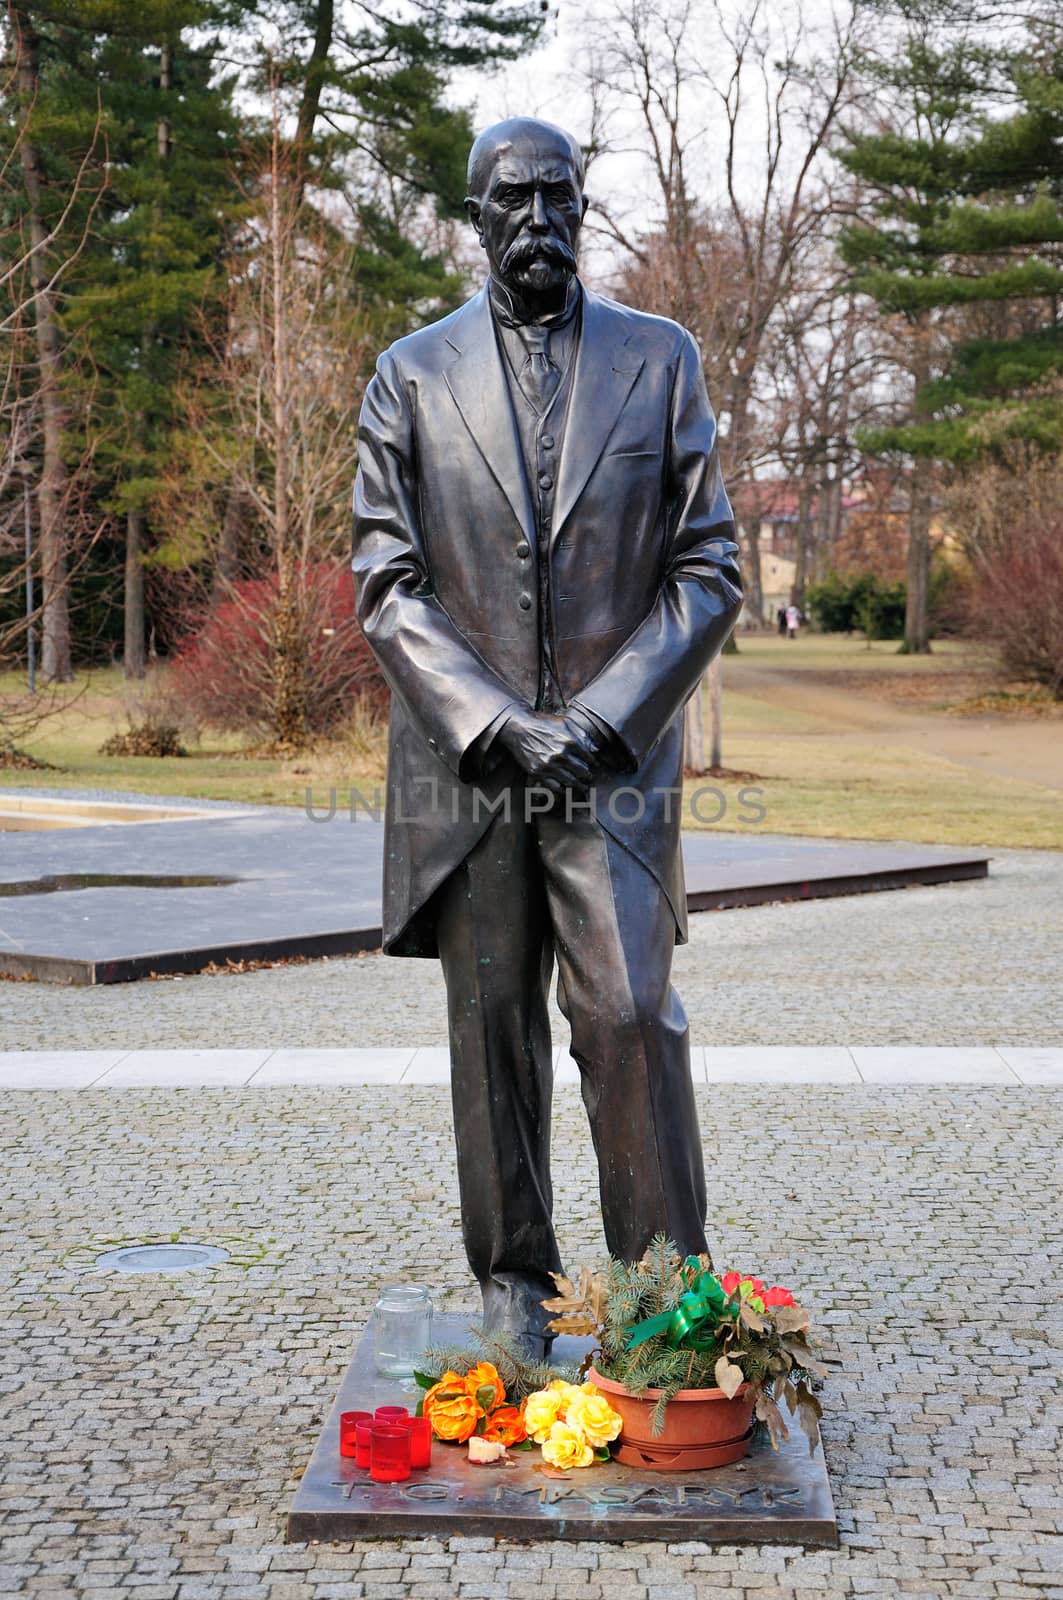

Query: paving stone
0;1072;1058;1600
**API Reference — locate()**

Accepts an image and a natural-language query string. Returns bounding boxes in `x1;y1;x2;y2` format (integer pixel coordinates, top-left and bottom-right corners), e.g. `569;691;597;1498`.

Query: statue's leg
433;801;563;1352
538;811;709;1266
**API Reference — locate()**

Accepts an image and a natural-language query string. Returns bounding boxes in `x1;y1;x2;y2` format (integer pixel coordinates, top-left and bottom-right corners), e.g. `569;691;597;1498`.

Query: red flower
763;1285;795;1308
720;1272;766;1298
482;1405;527;1446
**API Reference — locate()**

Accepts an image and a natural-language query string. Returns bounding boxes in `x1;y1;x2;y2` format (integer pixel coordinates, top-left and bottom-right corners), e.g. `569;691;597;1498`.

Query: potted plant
541;1237;827;1471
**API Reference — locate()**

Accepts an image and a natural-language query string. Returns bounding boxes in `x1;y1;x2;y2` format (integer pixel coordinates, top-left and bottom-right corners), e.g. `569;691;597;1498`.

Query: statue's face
466;132;587;299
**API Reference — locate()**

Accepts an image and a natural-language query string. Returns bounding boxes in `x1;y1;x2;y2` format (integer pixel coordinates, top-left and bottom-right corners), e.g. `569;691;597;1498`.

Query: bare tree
763;260;890;606
157;118;376;748
1;40;104;751
581;0;858;764
4;5;103;681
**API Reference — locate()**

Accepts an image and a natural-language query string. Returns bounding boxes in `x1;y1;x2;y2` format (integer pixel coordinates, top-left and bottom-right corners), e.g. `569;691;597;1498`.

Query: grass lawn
2;637;1060;849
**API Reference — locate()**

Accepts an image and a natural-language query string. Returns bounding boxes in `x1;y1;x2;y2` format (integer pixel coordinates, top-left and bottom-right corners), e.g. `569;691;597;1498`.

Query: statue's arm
572;331;743;767
352;349;517;778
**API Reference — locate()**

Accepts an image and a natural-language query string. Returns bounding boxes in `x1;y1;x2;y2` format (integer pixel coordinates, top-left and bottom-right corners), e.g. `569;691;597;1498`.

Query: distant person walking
786;603;801;640
776;605;787;636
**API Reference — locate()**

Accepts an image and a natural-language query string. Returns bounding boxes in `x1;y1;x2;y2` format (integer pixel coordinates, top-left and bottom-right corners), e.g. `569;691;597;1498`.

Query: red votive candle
402;1415;433;1469
354;1418;375;1468
339;1410;372;1458
375;1405;408;1421
370;1423;411;1483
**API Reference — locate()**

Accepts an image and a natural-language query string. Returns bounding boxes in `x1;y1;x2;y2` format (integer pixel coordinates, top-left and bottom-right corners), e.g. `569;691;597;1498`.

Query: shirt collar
488;273;582;332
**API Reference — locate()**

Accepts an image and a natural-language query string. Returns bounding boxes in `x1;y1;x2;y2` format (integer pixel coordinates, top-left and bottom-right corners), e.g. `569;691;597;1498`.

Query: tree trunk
741;517;765;627
903;331;933;654
684;679;705;774
214;489;245;593
904;454;933;654
15;9;72;682
292;0;334;205
124;507;147;678
708;655;722;771
268;121;307;748
791;478;815;607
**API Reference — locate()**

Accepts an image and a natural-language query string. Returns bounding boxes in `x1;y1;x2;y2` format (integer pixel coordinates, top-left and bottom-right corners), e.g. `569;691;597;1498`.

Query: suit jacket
352;283;743;956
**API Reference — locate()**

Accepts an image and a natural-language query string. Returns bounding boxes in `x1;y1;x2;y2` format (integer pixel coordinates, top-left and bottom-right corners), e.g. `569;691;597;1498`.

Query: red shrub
968;507;1063;699
170;563;388;742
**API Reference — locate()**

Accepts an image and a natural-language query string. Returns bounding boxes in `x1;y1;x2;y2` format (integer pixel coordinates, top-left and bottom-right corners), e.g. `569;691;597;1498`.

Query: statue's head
465;117;588;303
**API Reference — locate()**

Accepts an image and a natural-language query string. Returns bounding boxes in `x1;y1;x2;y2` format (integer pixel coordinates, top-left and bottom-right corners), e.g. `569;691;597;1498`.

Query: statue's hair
466;117;585;198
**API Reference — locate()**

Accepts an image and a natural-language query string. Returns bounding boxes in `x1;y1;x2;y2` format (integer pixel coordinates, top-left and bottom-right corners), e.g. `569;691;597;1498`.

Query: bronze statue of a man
353;117;742;1356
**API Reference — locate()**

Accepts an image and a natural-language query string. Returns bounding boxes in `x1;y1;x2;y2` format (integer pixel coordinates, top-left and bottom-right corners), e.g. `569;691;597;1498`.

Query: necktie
519;325;561;413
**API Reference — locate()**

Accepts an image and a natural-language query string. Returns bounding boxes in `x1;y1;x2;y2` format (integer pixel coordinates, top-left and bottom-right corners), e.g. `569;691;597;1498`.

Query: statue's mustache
500;234;577;275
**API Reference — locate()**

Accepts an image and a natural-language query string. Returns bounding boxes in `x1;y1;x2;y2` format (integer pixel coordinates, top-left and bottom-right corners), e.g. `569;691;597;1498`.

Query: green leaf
412;1371;435;1390
594;1446;612;1461
475;1383;498;1413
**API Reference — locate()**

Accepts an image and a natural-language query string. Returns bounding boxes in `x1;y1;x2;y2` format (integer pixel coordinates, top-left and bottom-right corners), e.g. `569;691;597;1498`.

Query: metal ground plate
0;804;987;984
286;1316;838;1546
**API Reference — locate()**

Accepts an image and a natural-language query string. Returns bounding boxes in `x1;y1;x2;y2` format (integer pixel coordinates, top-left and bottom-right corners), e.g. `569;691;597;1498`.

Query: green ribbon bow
625;1259;734;1351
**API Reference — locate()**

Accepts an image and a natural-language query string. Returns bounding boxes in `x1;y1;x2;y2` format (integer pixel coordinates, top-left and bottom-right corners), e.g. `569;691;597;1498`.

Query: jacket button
539;472;554;489
541;434;555;450
516;541;530;559
518;592;532;610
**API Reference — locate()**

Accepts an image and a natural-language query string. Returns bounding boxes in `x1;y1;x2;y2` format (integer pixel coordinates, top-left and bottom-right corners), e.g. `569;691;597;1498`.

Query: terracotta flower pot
589;1365;755;1471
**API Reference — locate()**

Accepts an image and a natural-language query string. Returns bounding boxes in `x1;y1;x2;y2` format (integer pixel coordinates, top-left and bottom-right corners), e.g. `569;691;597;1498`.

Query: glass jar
373;1284;433;1377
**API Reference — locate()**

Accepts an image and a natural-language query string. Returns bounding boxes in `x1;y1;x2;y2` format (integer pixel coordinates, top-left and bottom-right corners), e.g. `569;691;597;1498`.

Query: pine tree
258;0;545;330
839;9;1063;651
63;8;248;677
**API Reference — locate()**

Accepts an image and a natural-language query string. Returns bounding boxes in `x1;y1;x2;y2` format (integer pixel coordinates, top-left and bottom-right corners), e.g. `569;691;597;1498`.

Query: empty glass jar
373;1284;433;1377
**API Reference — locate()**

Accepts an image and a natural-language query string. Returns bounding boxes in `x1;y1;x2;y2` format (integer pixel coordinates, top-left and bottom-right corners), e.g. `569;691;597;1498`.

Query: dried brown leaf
780;1338;829;1378
794;1379;823;1455
739;1302;766;1334
772;1304;811;1335
714;1356;745;1399
547;1272;577;1299
754;1388;790;1450
544;1313;600;1337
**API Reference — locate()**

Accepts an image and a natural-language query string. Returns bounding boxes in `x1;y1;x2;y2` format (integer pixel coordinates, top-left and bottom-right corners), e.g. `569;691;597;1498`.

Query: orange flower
481;1405;527;1446
422;1372;482;1443
465;1361;506;1412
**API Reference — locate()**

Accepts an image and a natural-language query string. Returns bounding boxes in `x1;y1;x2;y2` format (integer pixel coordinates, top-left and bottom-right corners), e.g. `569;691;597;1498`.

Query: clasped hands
495;705;616;795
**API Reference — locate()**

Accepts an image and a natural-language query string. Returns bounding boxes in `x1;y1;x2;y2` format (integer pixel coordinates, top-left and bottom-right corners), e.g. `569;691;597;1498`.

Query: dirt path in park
727;656;1063;793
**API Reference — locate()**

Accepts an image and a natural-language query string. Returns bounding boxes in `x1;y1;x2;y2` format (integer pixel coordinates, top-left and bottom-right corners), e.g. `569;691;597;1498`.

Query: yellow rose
523;1387;567;1443
548;1379;584;1404
564;1389;623;1450
541;1420;594;1470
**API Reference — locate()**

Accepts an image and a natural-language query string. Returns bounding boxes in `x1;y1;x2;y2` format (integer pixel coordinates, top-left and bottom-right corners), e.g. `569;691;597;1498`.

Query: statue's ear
464;197;485;243
580;193;590;222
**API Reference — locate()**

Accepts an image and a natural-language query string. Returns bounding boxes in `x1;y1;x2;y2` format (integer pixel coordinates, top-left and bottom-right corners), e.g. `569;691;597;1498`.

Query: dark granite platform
0;796;988;984
286;1316;838;1545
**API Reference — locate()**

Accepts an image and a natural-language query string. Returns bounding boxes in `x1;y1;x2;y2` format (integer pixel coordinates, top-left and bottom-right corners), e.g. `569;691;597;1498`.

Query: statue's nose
528;190;549;231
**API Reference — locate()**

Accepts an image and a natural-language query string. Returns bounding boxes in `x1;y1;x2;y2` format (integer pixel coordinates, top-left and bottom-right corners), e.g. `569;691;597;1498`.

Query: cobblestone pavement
4;847;1061;1051
1;1086;1060;1599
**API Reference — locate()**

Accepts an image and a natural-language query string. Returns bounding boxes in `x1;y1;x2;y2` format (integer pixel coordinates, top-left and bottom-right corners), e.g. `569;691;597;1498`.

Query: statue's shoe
480;1274;557;1364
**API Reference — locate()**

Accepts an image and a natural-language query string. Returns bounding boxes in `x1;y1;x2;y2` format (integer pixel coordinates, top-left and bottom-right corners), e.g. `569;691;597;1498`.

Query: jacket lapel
552;290;645;539
443;289;535;546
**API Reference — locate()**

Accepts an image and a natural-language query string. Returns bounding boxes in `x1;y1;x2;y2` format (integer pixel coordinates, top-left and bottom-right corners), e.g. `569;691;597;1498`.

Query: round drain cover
95;1243;229;1273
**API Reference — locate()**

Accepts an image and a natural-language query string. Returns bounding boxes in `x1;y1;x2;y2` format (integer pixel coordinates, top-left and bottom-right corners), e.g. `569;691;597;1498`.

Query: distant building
731;467;924;625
